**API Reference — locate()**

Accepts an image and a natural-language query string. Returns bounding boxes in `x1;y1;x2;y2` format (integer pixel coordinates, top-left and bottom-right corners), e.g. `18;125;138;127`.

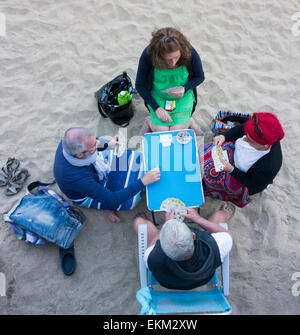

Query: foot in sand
134;211;148;220
209;202;235;223
189;117;204;136
139;116;152;136
107;210;121;223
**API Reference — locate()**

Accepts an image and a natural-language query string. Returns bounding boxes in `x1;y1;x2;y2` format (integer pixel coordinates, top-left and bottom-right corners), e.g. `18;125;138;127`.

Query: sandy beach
0;0;299;314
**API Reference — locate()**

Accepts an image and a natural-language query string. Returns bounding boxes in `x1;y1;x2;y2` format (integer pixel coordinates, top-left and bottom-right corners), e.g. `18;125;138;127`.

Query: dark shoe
59;245;76;276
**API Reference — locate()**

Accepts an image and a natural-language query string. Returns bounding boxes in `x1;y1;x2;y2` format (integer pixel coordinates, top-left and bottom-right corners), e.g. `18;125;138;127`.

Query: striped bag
211;110;252;135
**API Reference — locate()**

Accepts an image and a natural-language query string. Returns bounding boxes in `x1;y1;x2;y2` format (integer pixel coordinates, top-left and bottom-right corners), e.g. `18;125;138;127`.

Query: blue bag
3;181;84;248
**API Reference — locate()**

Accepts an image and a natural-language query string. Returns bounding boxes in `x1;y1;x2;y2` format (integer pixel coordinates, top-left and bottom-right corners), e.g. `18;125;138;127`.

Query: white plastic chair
136;223;232;315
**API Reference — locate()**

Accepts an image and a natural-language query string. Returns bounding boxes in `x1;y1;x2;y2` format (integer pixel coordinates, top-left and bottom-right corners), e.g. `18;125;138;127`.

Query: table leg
151;211;158;226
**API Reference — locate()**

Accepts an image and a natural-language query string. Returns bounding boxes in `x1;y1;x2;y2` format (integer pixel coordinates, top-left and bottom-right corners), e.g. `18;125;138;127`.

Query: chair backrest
138;224;148;288
136;223;232;315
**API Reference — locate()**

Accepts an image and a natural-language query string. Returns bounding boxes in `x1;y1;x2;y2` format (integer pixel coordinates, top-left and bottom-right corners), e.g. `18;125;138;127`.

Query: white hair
62;127;95;156
160;219;194;261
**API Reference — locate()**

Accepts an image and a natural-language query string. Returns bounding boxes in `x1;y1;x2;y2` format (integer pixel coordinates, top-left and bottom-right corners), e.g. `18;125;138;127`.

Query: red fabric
201;142;250;208
244;112;284;146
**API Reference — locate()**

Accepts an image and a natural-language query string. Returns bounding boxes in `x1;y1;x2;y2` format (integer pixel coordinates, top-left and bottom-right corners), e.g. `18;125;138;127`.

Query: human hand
213;135;225;146
166;86;185;98
108;135;119;149
182;207;201;223
220;157;234;173
141;167;161;186
165;209;175;221
155;107;173;123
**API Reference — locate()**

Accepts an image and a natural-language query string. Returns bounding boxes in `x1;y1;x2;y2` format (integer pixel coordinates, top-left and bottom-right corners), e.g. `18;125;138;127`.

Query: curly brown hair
148;27;192;69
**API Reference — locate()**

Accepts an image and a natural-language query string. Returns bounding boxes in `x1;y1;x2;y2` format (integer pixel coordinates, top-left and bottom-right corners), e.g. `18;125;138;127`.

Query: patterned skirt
201;141;250;208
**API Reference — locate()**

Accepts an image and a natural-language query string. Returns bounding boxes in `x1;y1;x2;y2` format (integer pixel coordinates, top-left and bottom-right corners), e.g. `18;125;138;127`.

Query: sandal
3;157;20;179
5;168;30;196
0;169;9;187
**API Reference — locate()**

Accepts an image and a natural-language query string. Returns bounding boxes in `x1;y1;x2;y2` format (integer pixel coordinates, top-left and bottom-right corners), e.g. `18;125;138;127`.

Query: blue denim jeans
8;193;83;249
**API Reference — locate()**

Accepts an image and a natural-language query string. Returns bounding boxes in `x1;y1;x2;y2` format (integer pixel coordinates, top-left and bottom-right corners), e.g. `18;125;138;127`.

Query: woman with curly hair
136;27;205;134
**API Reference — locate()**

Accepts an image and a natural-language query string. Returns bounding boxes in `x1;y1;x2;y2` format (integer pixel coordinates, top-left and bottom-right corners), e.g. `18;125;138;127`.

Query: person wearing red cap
201;112;284;207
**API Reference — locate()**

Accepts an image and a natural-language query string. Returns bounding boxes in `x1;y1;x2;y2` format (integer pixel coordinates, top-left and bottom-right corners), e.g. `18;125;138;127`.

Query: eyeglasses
251;114;264;138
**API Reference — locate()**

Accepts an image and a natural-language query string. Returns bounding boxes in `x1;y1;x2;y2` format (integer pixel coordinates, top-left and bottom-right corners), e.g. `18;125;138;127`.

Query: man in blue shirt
54;127;160;222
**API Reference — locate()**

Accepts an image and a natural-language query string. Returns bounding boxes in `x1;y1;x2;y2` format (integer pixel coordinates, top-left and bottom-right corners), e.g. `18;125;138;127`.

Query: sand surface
0;0;299;314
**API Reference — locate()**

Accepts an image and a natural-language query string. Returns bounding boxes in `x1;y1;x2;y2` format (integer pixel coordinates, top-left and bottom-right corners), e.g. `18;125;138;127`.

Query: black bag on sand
94;72;135;127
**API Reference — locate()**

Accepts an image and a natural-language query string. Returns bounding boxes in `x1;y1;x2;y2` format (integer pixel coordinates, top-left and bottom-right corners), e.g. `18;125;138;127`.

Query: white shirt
234;136;270;173
143;227;233;268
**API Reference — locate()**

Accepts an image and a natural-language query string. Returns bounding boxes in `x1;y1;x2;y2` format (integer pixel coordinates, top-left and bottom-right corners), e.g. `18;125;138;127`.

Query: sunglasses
251;114;264;138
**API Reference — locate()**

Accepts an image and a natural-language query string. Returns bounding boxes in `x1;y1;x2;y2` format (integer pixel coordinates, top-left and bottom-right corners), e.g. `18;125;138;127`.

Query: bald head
62;127;95;156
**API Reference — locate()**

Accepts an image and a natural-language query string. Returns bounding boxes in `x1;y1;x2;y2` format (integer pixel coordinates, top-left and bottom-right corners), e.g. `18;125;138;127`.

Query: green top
148;65;195;126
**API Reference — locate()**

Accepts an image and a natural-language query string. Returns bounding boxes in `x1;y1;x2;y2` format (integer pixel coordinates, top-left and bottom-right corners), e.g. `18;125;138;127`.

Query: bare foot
134;211;148;220
220;202;235;221
208;202;235;224
107;210;121;223
189;117;204;136
139;116;152;136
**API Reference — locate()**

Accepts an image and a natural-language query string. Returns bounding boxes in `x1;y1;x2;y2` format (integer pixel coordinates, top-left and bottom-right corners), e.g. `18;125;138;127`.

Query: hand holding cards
160;198;187;222
212;146;229;172
114;128;127;157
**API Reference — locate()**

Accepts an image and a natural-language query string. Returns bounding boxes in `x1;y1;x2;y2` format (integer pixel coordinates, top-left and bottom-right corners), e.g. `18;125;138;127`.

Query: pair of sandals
0;158;30;196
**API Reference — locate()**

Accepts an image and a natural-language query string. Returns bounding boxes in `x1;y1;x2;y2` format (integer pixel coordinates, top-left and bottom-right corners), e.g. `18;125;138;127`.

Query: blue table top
143;129;204;211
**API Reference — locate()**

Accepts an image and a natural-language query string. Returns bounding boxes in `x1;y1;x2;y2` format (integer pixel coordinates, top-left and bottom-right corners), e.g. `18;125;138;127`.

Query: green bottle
117;90;131;105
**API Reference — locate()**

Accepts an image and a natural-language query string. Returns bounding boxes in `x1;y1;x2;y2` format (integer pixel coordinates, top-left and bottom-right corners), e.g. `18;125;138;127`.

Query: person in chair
133;205;233;290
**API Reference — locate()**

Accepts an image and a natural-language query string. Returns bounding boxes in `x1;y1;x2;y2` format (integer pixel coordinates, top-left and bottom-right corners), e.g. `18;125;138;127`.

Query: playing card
114;128;127;157
212;146;229;172
160;197;187;222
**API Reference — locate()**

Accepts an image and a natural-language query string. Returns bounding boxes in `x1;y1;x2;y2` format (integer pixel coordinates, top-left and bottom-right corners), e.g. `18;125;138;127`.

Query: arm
135;47;160;112
182;208;231;236
72;175;145;210
230;160;277;195
194;216;231;235
71;168;160;210
223;124;245;142
183;46;205;93
213;124;245;146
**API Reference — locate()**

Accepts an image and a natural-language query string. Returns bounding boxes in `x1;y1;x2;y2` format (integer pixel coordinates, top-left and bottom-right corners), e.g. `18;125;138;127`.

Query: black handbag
94;72;135;127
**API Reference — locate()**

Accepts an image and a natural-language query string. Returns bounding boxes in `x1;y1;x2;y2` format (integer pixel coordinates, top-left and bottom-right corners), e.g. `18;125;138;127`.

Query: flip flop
3;157;20;179
5;168;30;196
59;245;76;276
0;169;9;187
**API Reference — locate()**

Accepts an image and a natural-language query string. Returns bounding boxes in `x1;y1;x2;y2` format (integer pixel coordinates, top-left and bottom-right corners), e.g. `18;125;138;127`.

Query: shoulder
190;45;201;61
261;141;282;171
211;231;233;262
190;45;200;56
270;141;282;156
140;46;152;63
54;141;65;166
